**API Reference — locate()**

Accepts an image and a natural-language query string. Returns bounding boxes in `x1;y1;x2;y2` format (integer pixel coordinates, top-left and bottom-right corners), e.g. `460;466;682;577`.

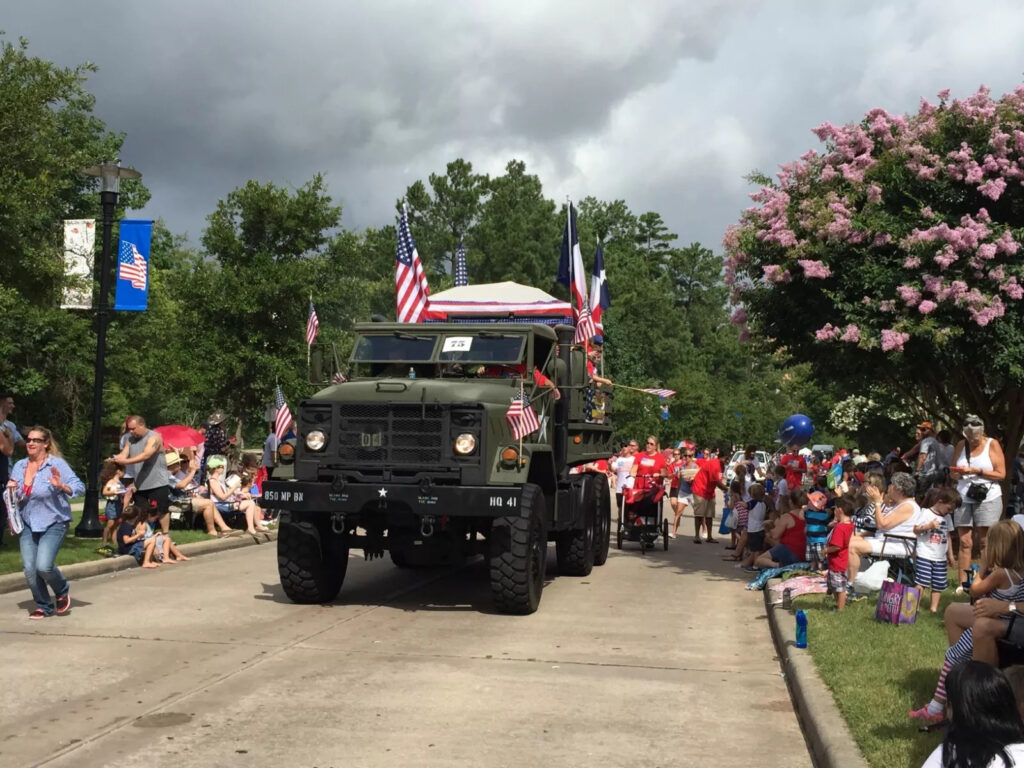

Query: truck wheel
556;477;595;576
592;475;612;566
390;548;411;568
278;515;348;604
489;483;546;615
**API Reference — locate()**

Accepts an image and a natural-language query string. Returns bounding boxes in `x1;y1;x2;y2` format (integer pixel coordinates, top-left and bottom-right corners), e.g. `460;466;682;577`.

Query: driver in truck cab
470;362;561;400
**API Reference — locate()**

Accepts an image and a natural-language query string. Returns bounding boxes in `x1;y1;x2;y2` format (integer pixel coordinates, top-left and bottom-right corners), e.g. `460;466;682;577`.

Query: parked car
724;450;770;484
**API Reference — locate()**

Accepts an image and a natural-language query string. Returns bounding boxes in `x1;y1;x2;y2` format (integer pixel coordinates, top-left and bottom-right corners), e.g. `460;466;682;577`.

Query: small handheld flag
505;390;540;440
642;388;676;398
273;385;293;441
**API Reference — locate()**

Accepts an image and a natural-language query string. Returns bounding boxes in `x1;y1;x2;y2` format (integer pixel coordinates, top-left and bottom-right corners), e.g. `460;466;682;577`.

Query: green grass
0;508;215;576
793;588;965;768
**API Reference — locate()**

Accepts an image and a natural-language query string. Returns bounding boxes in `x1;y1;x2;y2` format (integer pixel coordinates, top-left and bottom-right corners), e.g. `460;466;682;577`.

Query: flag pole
307;292;312;373
518;378;524;461
597;234;604;379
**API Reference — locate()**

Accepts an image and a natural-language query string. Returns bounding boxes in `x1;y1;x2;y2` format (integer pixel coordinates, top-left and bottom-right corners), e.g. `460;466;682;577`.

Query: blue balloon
778;414;814;447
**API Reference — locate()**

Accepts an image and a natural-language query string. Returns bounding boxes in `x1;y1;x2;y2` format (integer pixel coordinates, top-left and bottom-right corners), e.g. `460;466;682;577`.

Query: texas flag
590;239;610;333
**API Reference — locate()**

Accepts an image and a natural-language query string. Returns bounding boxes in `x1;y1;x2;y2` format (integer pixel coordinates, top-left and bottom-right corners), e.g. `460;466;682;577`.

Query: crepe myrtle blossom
726;84;1024;350
797;259;831;279
881;329;910;352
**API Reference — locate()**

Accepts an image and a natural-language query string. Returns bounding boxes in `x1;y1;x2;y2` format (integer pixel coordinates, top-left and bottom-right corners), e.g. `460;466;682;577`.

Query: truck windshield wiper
394;332;434;341
477;332;517;339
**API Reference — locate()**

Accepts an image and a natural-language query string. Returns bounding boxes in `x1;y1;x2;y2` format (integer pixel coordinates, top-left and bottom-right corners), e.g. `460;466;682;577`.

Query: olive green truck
262;321;614;614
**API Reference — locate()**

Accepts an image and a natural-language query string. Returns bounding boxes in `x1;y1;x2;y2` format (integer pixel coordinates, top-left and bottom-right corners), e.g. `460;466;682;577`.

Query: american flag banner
453;239;469;287
505;390;540;440
118;240;147;290
395;205;431;323
273;385;293;441
306;299;320;345
642;388;676;399
330;371;347;385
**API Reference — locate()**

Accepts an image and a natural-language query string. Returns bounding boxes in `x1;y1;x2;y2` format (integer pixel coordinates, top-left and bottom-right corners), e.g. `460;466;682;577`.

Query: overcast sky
4;1;1024;253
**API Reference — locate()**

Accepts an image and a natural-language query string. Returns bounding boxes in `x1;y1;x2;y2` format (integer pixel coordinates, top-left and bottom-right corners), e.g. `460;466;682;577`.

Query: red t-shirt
826;521;854;572
634;452;667;478
668;460;684;490
783;454;806;489
480;364;552;389
690;457;722;500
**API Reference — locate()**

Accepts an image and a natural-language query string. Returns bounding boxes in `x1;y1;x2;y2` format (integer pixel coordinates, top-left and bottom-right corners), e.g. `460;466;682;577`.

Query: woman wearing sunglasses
6;426;84;618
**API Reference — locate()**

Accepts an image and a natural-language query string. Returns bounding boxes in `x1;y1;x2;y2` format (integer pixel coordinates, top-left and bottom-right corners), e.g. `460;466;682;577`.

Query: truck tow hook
330;512;347;535
420;515;436;538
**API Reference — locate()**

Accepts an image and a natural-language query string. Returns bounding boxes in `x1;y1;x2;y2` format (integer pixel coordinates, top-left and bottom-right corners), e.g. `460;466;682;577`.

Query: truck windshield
352;334;438;362
438;334;525;363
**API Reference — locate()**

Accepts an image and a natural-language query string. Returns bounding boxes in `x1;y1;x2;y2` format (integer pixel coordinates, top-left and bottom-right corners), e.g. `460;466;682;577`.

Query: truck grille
336;404;445;466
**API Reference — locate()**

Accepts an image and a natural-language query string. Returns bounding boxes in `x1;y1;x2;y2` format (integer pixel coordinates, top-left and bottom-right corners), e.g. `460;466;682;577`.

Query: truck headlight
305;430;327;452
454;433;476;455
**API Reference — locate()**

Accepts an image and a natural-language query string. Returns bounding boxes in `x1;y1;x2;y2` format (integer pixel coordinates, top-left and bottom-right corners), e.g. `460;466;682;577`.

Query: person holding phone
6;426;85;618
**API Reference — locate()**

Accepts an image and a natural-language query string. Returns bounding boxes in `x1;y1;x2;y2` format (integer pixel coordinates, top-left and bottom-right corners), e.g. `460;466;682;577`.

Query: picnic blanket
768;573;828;604
745;562;812;590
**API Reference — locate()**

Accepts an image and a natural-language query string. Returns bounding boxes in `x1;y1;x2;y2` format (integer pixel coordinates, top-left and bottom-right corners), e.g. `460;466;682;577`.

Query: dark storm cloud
2;1;1024;250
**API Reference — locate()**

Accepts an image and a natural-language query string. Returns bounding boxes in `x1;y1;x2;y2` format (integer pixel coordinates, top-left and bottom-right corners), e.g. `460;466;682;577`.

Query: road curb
0;530;277;596
764;579;868;768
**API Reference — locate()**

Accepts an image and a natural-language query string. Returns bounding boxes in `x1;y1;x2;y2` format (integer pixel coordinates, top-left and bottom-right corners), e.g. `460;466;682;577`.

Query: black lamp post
76;161;142;538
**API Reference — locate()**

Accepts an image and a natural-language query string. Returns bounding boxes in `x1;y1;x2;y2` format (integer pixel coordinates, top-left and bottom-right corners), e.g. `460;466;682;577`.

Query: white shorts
676;491;693;505
866;536;915;559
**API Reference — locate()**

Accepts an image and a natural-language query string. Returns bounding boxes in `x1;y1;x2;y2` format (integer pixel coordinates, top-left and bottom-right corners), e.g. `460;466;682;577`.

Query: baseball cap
916;421;933;431
807;491;828;511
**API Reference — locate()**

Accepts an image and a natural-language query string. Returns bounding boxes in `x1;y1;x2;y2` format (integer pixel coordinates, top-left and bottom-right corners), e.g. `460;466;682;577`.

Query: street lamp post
76;161;142;538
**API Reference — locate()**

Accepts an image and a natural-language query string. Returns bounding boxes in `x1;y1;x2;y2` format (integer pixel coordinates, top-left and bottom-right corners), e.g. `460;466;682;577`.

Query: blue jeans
20;522;69;614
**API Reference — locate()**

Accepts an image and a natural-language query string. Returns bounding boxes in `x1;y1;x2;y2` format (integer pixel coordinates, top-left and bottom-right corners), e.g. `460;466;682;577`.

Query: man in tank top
112;415;171;532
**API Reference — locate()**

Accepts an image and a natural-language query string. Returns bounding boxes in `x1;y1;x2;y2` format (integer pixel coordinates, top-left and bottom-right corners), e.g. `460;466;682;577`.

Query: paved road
0;511;810;768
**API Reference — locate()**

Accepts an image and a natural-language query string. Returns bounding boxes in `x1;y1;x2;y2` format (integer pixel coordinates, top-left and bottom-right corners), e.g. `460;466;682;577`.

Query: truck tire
489;483;546;615
592;474;612;566
278;515;348;604
556;477;595;576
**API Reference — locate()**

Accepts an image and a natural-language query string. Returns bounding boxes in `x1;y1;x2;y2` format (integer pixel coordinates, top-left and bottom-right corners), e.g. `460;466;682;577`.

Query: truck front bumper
262;480;523;518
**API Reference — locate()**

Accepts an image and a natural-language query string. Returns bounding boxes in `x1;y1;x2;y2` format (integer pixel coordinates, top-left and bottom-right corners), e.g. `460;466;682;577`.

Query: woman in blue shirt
6;426;85;618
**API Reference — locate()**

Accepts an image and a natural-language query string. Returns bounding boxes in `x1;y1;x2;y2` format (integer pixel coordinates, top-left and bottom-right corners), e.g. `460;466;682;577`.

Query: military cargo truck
263;320;614;614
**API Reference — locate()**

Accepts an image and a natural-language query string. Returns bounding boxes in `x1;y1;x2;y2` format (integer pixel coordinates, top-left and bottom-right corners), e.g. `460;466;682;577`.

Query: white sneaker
668;533;677;539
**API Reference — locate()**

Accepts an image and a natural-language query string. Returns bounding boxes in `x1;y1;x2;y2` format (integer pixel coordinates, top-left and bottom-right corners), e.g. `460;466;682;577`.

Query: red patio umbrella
154;424;205;449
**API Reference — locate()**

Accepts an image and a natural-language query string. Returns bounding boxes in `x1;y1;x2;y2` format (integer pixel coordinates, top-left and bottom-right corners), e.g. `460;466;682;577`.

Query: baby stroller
616;474;669;553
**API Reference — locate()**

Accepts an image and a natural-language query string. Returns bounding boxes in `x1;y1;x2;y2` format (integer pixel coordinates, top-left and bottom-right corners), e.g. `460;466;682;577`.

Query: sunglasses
26;437;47;444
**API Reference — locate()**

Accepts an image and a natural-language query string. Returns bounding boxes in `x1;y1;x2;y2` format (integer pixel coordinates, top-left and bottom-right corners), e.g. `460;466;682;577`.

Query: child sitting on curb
144;505;191;564
116;505;160;568
825;497;855;610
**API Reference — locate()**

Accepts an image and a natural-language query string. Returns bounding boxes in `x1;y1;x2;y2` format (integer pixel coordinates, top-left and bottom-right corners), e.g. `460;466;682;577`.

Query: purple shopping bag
874;580;921;624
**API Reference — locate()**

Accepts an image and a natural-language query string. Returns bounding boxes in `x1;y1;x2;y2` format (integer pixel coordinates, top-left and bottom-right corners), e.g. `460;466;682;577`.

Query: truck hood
310;377;522;406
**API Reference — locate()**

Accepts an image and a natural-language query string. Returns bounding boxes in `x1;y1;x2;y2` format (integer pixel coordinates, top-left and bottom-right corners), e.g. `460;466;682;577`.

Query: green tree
473;160;561;287
725;84;1024;454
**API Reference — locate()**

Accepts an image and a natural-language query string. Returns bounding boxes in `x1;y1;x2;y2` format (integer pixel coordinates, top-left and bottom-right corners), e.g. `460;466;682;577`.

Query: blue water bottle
408;367;416;379
795;610;808;649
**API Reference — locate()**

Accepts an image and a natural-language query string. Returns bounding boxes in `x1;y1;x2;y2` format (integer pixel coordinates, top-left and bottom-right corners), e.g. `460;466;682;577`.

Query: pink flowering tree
725;85;1024;452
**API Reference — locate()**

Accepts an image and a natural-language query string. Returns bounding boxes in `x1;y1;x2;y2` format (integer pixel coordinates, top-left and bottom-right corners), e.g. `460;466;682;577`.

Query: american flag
574;305;597;344
642;388;676;399
118;240;147;290
306;300;320;346
273;385;293;441
330;371;347;385
395;206;431;323
505;390;540;440
453;239;469;287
